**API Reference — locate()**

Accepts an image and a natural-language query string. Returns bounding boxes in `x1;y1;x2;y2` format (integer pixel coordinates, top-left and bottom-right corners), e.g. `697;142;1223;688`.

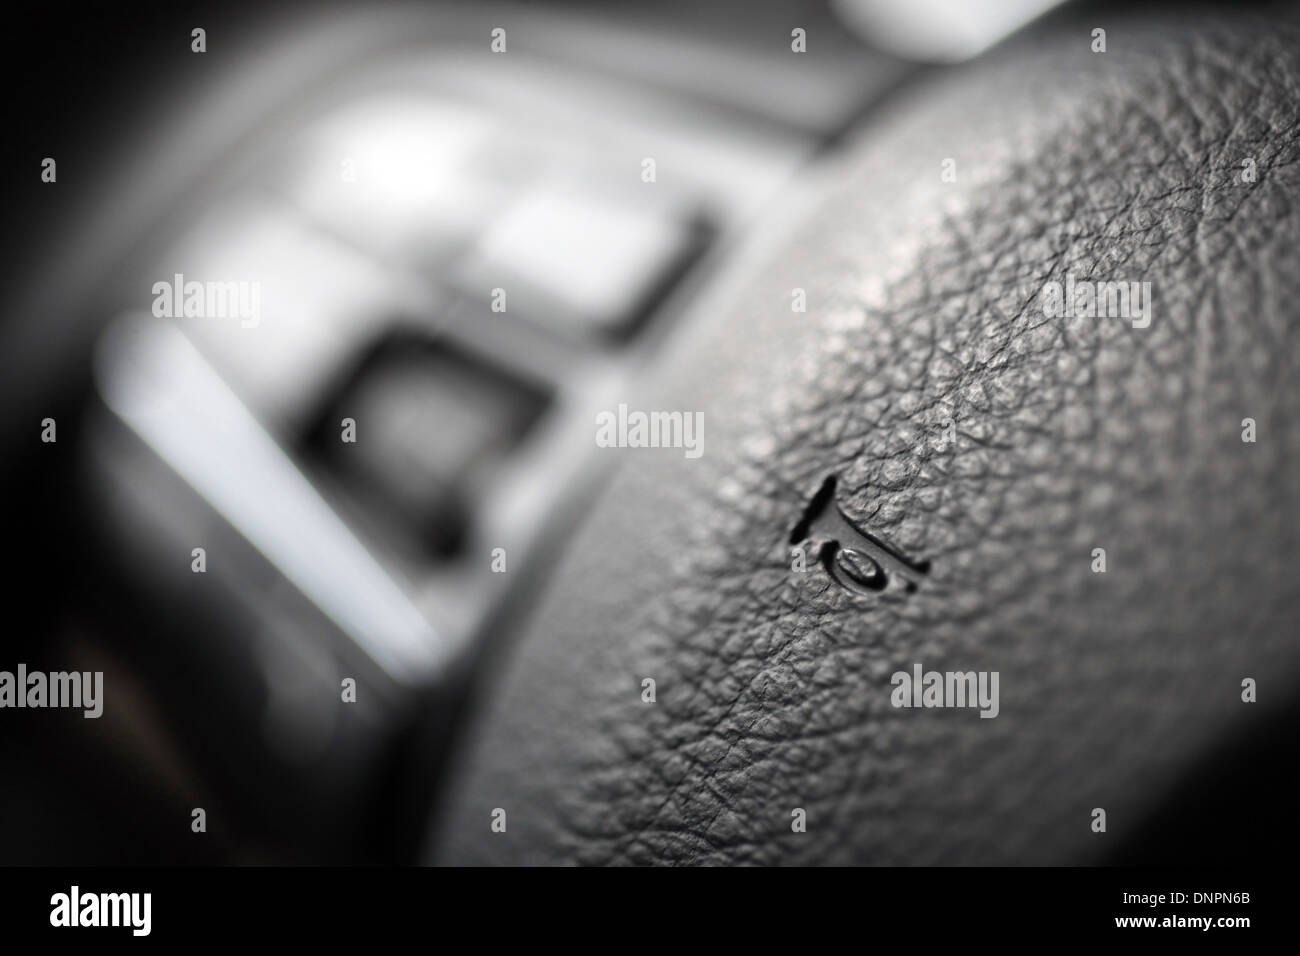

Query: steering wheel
427;3;1300;865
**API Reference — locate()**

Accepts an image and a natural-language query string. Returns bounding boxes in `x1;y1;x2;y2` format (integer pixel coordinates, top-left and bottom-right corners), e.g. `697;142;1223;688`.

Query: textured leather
429;5;1300;865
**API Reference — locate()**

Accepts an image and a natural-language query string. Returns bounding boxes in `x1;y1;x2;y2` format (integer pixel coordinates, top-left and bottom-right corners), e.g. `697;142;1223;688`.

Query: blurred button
325;342;549;556
156;197;425;433
280;95;512;268
459;187;700;340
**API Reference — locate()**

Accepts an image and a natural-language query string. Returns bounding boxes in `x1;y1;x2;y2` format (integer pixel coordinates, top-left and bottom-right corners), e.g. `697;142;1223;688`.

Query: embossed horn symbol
789;475;931;596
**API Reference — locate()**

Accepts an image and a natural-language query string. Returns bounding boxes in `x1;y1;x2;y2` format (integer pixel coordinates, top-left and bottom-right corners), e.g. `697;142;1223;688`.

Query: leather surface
430;5;1300;865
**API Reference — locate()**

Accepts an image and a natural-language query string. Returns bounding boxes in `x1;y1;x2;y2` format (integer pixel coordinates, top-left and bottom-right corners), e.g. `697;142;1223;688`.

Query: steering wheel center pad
430;5;1300;865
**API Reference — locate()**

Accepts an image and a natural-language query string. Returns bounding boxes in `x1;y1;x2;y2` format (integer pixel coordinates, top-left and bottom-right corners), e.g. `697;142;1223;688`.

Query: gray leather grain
430;6;1300;865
